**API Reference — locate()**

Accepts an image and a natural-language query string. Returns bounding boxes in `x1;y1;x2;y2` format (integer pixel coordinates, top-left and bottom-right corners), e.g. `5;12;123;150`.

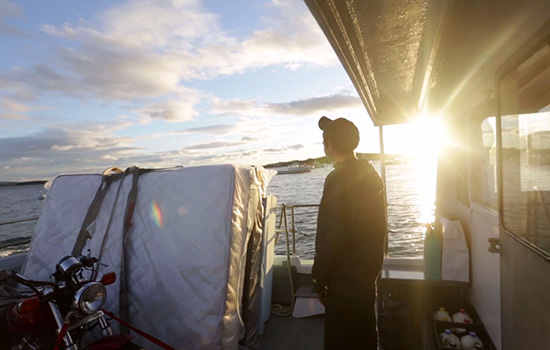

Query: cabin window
501;110;550;252
499;41;550;254
471;117;498;209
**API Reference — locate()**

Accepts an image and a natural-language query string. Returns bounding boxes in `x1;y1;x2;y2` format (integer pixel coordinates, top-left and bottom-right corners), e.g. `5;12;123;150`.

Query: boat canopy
304;0;550;126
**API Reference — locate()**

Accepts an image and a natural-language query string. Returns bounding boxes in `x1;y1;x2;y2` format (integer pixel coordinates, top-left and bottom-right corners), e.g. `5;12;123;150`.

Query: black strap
70;165;151;335
72;172;123;256
118;166;151;334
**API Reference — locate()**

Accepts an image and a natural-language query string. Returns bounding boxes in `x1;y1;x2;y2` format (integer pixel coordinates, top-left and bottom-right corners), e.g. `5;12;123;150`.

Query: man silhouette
313;116;387;349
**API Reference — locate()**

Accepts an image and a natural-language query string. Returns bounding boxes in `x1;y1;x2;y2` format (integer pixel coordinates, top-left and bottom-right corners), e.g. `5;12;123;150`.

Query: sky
0;0;416;182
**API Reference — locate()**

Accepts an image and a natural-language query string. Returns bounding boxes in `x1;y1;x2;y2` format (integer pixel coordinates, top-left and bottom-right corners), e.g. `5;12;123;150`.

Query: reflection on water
0;184;45;257
268;158;437;258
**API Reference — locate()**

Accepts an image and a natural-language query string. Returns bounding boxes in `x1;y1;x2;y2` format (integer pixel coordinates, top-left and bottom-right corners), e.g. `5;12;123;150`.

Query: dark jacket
312;158;387;296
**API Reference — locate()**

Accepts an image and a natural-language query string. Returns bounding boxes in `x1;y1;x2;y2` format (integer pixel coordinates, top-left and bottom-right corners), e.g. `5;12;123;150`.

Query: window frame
496;37;550;261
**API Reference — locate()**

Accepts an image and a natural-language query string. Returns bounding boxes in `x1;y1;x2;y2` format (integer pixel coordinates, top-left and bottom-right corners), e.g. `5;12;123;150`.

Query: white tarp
21;164;273;349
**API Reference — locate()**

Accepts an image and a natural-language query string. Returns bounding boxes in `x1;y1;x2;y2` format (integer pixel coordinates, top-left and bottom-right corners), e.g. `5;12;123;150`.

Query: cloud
101;154;120;161
268;94;362;115
1;0;335;104
0;0;342;180
0;124;139;180
211;93;362;117
264;144;304;152
0;0;23;36
177;148;261;166
138;96;200;122
0;98;32;119
182;140;245;150
176;124;237;135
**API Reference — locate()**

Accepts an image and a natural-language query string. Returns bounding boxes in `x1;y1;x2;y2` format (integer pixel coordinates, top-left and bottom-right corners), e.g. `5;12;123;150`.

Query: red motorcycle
0;254;142;350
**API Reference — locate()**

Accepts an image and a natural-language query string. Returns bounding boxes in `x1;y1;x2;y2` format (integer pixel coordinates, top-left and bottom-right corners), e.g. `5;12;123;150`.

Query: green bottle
423;223;442;280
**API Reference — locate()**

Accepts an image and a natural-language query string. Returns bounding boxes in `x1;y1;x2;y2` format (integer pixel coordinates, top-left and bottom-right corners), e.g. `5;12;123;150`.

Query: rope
53;323;70;350
270;204;295;317
102;309;175;350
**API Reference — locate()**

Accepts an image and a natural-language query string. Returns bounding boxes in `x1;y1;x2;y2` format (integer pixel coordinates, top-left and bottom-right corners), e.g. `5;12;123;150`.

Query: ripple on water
268;161;435;259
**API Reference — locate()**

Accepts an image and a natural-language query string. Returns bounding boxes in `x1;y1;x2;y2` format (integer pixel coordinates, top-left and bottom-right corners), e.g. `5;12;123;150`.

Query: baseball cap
318;116;360;151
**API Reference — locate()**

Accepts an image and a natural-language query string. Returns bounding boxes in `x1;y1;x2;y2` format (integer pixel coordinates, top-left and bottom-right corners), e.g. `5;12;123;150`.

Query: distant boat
385;158;406;165
38;192;46;200
276;165;312;175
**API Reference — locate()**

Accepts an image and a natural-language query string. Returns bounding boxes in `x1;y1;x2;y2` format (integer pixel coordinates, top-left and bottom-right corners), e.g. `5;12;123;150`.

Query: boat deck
251;258;470;350
252;315;324;350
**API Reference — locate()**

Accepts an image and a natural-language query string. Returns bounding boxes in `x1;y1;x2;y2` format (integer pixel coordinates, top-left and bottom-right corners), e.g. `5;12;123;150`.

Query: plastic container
452;309;473;333
439;329;462;349
453;309;473;323
424;224;442;279
433;307;452;322
461;331;484;349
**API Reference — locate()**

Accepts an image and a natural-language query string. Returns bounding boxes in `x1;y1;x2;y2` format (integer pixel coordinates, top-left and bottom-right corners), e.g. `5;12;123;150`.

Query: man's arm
312;175;343;294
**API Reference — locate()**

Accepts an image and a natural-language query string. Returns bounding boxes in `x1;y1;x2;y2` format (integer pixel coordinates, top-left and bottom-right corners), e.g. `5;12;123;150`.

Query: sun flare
407;117;446;158
384;116;446;159
383;116;445;226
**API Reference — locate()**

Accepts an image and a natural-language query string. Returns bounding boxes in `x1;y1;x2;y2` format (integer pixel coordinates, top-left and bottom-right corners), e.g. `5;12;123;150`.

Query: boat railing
275;202;434;257
275;203;319;256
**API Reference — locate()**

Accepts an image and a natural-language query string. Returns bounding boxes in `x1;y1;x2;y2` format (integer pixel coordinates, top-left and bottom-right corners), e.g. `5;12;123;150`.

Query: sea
268;160;436;258
0;160;435;259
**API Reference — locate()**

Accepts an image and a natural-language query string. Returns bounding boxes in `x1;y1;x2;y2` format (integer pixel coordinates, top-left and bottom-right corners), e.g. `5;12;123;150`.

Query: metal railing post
379;125;389;256
291;206;296;255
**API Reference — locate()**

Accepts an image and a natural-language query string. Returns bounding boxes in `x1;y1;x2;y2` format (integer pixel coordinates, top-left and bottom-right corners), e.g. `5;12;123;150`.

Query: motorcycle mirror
85;221;96;239
100;272;116;285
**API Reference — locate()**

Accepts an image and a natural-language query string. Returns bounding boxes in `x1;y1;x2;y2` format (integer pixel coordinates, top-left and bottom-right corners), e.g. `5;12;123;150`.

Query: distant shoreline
1;153;402;185
0;180;47;188
263;153;402;169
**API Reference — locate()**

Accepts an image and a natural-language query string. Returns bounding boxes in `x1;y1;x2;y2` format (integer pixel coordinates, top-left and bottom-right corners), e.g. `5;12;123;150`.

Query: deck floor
251;315;325;350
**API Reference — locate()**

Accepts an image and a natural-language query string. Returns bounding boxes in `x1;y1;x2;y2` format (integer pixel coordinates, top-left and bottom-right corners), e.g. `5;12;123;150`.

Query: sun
408;117;446;158
384;116;446;158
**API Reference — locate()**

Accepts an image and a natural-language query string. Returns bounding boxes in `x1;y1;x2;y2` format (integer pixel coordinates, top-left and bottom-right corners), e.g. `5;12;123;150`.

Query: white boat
2;0;550;348
275;165;312;175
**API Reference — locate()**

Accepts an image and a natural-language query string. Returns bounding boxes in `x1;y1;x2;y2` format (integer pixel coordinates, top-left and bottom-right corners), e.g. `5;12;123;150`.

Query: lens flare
150;201;163;227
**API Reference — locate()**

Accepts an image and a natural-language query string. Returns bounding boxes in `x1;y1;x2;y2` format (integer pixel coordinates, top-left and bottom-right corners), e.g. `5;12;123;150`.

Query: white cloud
100;0;226;50
264;144;304;152
2;0;335;104
0;123;140;180
176;124;237;135
182;140;245;150
102;154;120;161
138;96;200;122
0;0;345;180
51;145;74;151
210;93;362;117
0;98;32;119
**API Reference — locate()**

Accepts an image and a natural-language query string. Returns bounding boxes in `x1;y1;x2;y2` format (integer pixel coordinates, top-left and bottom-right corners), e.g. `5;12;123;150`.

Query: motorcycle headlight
73;282;106;315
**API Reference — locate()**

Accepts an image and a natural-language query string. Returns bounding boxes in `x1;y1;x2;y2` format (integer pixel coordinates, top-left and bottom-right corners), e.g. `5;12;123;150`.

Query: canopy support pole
379;126;389;256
